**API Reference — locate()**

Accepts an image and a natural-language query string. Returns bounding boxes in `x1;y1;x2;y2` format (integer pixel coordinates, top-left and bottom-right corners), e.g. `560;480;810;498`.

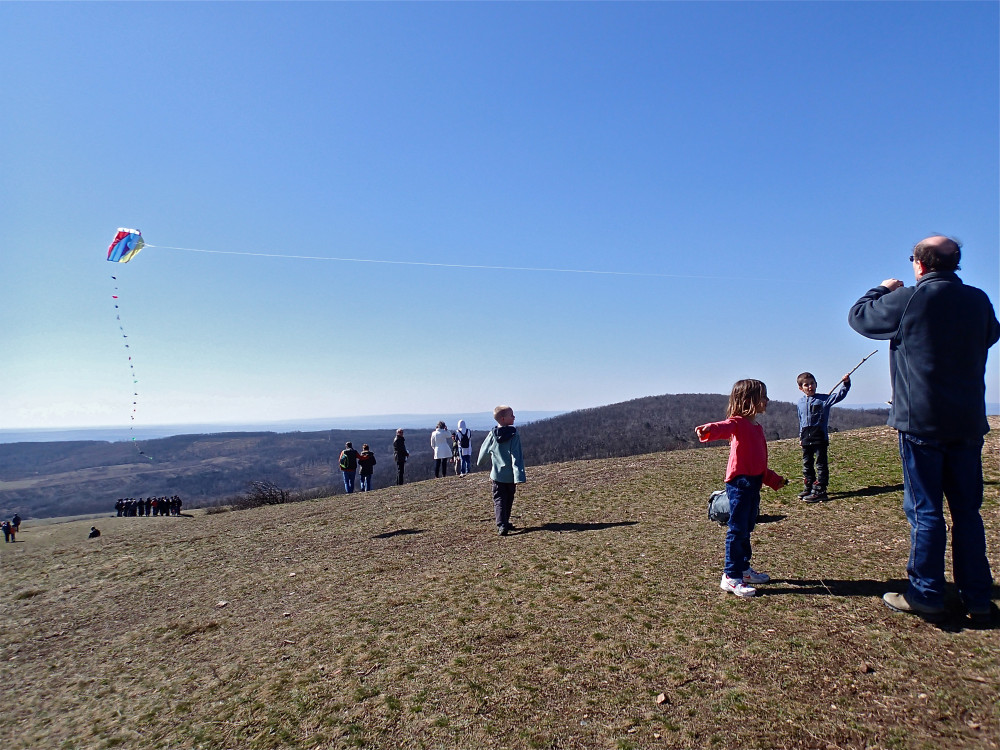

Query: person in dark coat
392;429;409;486
358;444;377;492
848;235;1000;622
89;526;101;538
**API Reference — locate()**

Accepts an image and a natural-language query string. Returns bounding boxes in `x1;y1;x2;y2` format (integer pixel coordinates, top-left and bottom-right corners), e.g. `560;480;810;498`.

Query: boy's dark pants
492;481;516;528
801;442;829;487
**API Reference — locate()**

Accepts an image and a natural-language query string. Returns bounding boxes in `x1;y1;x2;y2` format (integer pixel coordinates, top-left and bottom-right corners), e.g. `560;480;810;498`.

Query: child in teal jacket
477;405;526;535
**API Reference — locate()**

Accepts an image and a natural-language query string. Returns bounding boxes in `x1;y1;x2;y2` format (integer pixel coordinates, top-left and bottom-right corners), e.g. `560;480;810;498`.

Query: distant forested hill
519;393;888;463
0;394;888;519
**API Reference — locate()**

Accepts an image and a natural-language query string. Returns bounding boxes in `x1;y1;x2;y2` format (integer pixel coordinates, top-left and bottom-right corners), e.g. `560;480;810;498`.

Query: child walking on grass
696;379;788;598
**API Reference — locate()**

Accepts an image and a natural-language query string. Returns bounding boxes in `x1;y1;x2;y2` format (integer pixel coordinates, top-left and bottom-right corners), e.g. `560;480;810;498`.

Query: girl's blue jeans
725;474;762;579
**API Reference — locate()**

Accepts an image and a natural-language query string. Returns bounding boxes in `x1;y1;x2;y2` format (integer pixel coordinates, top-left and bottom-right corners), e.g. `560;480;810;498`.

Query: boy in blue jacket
796;372;851;502
477;405;526;535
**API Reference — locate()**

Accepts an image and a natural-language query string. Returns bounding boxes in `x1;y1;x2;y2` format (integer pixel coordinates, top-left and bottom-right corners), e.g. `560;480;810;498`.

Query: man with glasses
848;235;999;623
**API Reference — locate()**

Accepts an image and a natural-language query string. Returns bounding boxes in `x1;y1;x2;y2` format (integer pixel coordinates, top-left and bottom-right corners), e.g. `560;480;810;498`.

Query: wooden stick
839;349;879;382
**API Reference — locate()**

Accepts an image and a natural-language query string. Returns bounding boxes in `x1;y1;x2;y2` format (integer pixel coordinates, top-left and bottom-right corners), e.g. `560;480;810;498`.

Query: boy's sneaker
720;575;756;598
797;483;813;499
497;525;508;536
804;485;827;503
742;567;770;585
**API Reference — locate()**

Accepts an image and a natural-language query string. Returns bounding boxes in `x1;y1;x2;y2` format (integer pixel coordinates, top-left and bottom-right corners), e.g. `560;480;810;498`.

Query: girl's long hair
727;379;768;418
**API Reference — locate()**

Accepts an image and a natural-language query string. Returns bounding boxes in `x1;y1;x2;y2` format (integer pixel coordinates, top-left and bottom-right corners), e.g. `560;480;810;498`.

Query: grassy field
2;422;998;750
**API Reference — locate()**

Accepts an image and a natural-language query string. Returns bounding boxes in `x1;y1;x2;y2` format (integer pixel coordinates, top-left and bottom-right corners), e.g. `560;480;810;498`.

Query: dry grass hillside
2;422;998;750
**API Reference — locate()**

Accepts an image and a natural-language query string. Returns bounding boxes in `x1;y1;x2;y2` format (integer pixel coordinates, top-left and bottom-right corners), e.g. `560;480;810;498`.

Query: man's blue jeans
898;432;992;610
460;455;471;475
343;470;356;494
725;474;762;579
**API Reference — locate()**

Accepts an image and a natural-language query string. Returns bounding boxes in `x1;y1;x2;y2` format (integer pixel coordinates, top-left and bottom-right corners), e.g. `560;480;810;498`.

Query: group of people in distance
337;419;479;493
697;235;998;626
430;420;474;478
115;496;183;517
1;514;22;542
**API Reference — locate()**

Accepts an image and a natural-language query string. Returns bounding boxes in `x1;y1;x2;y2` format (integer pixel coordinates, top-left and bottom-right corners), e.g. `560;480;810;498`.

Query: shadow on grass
760;579;1000;631
518;521;638;534
756;514;786;524
760;578;907;597
824;484;904;501
372;528;425;539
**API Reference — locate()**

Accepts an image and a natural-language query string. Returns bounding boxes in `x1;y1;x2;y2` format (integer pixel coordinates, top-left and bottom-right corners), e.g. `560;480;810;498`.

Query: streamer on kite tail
110;276;152;460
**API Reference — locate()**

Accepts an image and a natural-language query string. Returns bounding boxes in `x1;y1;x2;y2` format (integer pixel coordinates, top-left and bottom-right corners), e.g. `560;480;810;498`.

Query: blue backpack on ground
708;489;730;525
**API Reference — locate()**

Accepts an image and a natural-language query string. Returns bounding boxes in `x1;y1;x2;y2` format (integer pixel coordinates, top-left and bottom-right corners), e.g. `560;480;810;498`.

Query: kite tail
111;275;153;461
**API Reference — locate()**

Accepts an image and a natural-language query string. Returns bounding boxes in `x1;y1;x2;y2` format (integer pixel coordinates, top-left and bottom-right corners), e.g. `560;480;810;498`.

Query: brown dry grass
2;421;998;750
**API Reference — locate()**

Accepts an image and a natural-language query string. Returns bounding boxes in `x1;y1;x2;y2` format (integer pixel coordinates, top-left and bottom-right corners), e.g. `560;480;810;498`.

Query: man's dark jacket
848;271;999;440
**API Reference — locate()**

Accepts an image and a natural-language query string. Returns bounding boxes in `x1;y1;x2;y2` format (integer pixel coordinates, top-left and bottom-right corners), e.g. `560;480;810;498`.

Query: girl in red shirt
696;379;787;597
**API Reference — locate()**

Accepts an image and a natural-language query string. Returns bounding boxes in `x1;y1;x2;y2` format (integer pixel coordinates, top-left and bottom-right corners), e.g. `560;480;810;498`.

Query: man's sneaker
882;592;945;619
743;567;770;584
966;602;995;627
497;525;508;536
720;575;756;598
797;483;813;499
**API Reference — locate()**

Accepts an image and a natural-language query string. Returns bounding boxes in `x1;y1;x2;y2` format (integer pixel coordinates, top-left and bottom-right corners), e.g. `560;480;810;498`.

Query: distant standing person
11;513;21;533
795;372;851;503
478;405;526;535
455;419;473;476
1;520;10;543
358;444;377;492
392;429;409;485
430;422;451;478
695;379;788;598
848;235;999;622
339;441;361;494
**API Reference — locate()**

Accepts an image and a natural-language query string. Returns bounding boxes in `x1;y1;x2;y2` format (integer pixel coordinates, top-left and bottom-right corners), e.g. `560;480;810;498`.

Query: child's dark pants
492;481;516;529
801;442;829;487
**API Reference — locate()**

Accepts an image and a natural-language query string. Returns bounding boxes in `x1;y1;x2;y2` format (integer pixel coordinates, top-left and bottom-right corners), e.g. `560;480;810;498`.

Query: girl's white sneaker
721;575;757;597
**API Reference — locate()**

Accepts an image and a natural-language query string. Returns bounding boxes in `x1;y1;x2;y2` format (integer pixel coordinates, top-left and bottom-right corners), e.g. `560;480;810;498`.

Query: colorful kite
108;227;152;459
107;228;145;263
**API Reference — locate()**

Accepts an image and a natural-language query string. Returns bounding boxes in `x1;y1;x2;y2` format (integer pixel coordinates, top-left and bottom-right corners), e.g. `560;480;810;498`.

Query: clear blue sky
2;1;998;430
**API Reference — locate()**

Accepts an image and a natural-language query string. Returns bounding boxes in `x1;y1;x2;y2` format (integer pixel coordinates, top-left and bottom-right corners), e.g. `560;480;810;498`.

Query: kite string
143;243;785;283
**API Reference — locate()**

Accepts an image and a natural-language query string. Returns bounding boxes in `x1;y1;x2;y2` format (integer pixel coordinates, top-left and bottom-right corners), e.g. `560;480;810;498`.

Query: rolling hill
0;394;889;519
1;421;996;749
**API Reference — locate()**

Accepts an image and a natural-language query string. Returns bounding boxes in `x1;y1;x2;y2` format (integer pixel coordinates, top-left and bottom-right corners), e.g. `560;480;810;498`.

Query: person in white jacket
430;422;451;478
455;419;473;476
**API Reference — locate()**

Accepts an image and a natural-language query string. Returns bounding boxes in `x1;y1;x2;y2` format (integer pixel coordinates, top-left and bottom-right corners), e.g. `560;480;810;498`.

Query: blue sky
2;1;998;431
